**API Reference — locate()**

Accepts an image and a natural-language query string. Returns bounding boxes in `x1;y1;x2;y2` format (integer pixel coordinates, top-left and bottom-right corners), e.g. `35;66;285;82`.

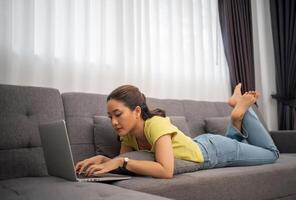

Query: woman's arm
87;134;175;179
124;134;174;178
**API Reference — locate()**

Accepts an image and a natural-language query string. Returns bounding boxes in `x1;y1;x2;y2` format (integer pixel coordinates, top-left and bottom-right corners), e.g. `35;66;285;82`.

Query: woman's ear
135;106;142;119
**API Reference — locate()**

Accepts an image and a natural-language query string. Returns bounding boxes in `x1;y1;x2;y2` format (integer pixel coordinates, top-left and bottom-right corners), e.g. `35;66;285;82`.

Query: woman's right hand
75;155;108;174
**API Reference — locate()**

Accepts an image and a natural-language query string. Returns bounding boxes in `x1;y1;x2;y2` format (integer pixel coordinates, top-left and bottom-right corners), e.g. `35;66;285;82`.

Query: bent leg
225;121;248;142
228;140;279;167
241;108;279;157
224;108;279;158
195;134;278;169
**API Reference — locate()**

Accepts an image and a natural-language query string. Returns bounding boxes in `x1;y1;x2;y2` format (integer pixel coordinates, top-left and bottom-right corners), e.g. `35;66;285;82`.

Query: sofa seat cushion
114;154;296;200
0;176;171;200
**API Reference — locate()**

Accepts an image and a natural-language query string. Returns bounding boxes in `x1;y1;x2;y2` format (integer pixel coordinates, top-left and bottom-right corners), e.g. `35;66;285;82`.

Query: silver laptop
39;120;131;182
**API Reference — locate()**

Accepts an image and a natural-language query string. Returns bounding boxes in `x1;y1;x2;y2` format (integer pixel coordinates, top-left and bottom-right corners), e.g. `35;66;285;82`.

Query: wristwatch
122;157;129;169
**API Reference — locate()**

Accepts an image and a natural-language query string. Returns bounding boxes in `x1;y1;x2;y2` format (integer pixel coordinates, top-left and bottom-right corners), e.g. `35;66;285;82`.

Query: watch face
123;157;129;169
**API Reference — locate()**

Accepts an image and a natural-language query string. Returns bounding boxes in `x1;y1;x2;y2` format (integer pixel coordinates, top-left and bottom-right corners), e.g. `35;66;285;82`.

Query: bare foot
231;91;259;130
228;83;242;107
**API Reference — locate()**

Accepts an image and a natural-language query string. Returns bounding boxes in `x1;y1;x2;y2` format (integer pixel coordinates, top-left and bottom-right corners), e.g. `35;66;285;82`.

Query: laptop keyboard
76;170;101;178
76;172;131;182
76;173;125;179
76;173;98;179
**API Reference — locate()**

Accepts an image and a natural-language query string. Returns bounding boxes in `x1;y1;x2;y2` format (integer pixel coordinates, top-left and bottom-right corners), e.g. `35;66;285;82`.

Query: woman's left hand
85;157;123;176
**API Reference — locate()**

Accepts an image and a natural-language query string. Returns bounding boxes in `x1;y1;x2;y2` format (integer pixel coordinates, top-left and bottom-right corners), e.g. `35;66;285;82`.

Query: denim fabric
193;108;280;169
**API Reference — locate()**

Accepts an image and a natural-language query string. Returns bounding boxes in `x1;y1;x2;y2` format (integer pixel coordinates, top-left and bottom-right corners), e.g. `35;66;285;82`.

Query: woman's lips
116;127;122;132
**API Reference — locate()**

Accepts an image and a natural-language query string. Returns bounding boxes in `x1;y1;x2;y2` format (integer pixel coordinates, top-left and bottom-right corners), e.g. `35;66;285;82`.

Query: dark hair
107;85;166;120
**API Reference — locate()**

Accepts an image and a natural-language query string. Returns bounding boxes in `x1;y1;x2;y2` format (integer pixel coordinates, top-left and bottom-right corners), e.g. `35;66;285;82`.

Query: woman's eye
115;113;122;117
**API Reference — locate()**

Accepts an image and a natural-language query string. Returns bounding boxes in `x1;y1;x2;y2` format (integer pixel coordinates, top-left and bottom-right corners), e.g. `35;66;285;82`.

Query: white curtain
0;0;230;101
251;0;277;130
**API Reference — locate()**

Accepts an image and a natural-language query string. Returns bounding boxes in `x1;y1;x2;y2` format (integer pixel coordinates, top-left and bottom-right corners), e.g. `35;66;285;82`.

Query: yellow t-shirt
120;116;204;163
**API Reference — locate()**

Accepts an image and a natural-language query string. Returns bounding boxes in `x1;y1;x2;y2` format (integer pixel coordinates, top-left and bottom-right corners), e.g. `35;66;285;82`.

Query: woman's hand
85;157;123;176
75;155;110;174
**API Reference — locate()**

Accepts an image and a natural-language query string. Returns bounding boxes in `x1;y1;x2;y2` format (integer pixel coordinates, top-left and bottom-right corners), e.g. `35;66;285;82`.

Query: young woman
75;83;279;179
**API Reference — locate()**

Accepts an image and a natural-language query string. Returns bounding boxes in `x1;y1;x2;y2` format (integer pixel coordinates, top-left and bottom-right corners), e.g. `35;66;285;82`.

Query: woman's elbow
164;173;174;179
160;170;174;179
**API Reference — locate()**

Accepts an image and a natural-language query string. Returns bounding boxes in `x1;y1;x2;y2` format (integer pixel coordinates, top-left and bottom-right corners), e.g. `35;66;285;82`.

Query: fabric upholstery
119;151;202;175
182;100;232;137
146;98;185;116
169;116;191;137
62;93;108;162
0;84;65;180
93;115;120;158
0;177;170;200
114;154;296;200
270;130;296;153
204;116;230;135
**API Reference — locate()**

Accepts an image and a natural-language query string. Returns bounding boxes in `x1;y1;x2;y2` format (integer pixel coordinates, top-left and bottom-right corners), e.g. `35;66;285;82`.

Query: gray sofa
1;84;296;200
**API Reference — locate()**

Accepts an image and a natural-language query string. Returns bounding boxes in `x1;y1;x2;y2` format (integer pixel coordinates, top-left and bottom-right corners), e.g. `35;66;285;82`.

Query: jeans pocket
208;135;238;167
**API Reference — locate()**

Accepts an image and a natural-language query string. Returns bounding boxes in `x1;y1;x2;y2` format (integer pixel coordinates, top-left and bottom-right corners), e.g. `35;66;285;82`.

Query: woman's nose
111;118;118;126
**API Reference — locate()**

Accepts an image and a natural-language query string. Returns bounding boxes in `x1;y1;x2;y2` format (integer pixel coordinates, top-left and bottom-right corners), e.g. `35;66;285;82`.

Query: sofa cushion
119;151;202;175
0;84;65;180
204;116;230;135
61;93;108;163
94;116;120;158
114;154;296;200
0;177;171;200
182;100;232;137
168;116;191;137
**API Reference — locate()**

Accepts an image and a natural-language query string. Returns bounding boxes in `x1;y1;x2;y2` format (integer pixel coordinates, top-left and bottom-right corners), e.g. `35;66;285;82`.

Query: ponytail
140;103;166;120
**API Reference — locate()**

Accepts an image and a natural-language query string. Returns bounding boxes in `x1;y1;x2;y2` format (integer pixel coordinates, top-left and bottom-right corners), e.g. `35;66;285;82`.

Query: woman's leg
223;91;279;166
196;133;279;169
226;90;279;155
225;88;256;141
241;108;279;154
196;86;279;169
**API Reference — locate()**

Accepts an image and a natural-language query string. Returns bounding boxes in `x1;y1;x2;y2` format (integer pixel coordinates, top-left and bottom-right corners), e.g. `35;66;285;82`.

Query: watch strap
122;157;129;169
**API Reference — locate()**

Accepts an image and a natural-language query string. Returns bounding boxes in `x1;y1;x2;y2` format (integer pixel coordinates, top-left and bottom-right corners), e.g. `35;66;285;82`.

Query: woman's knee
269;149;280;163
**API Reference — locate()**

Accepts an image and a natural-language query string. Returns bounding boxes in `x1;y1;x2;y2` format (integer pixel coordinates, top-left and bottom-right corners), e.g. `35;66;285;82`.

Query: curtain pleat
218;0;255;93
270;0;296;130
0;0;230;101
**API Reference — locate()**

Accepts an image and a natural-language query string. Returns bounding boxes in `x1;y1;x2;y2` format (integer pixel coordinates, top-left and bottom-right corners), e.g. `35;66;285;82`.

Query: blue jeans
193;108;280;169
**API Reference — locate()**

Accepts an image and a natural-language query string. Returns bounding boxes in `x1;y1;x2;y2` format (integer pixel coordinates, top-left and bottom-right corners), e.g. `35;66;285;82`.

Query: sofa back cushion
168;116;191;137
0;84;65;180
94;115;120;158
182;100;233;137
204;116;231;135
61;93;108;163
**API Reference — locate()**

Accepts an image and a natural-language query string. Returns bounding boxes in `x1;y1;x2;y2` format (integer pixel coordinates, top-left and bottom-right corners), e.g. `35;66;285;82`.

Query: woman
75;83;279;179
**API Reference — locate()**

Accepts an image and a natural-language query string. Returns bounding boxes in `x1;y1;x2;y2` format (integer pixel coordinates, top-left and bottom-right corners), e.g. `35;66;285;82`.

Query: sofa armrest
270;130;296;153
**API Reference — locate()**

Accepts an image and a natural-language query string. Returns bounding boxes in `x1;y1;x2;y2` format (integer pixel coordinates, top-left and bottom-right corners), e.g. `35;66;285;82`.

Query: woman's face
107;99;140;136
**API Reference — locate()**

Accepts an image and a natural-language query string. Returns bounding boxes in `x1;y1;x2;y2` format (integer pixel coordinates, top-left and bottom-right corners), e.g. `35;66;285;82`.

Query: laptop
39;120;131;182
